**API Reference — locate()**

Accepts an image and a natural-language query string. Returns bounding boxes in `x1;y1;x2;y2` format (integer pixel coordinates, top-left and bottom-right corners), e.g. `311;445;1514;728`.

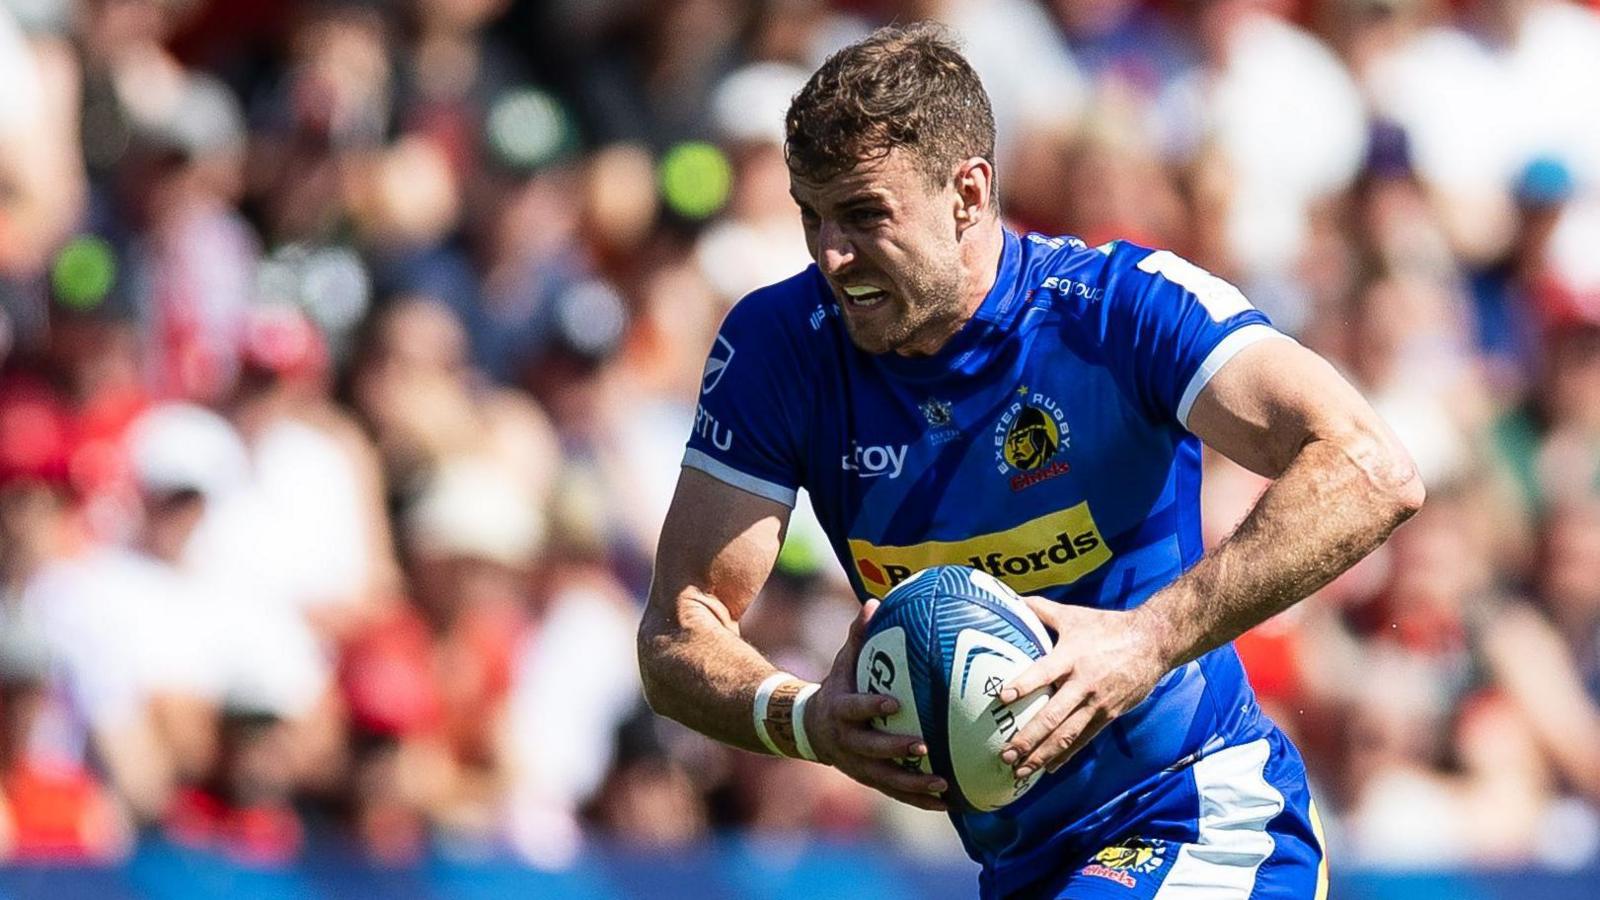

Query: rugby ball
855;565;1055;812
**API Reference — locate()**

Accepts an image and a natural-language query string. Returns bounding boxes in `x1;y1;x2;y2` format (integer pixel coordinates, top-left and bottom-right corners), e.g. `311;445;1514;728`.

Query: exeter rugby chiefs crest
993;385;1070;492
1080;837;1169;889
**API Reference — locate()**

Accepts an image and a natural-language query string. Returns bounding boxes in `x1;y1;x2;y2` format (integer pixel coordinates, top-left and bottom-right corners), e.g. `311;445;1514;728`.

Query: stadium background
0;0;1596;896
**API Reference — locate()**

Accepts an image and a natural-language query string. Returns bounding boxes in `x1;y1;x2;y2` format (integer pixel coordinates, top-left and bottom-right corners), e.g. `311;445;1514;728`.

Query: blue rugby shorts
1044;727;1328;900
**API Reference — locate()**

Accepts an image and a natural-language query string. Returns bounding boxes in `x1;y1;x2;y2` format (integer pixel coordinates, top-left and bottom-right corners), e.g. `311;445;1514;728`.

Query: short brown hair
784;23;996;187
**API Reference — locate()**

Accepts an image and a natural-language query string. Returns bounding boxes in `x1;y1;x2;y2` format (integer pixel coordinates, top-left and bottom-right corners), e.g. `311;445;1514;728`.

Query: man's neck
960;218;1007;318
894;219;1006;357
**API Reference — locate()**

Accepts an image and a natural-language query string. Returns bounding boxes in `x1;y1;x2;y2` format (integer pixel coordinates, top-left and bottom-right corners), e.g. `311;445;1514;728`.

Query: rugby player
638;23;1423;899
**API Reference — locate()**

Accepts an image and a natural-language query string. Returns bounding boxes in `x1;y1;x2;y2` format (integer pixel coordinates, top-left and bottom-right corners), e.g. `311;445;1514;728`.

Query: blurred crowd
0;0;1596;872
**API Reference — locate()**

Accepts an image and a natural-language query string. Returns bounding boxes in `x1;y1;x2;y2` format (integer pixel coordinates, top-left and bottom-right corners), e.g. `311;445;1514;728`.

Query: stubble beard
842;258;966;357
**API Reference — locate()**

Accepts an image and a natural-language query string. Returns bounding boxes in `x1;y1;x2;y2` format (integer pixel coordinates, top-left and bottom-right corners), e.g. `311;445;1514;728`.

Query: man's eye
849;209;885;225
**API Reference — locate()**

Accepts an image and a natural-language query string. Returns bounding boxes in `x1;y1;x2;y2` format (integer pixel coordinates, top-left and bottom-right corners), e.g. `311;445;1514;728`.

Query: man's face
1006;423;1045;469
789;149;967;356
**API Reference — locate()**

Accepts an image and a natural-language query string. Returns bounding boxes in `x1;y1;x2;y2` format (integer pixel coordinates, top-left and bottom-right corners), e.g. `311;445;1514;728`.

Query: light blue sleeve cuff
682;449;798;507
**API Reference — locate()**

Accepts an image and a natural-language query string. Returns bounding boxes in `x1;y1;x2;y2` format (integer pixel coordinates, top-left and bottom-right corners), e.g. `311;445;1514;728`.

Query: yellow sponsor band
849;502;1112;599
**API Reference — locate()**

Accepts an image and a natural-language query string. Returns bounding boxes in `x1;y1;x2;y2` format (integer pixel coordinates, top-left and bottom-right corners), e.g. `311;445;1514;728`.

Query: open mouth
843;284;888;309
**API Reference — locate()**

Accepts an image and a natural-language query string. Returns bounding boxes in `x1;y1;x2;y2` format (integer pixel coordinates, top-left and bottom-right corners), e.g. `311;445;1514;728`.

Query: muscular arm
1001;338;1424;775
637;467;791;752
639;468;948;806
1131;338;1425;670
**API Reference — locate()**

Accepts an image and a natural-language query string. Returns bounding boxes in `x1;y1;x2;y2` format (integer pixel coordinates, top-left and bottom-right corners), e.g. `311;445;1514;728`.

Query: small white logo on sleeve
694;404;733;451
1039;276;1104;301
702;335;734;394
1137;251;1253;322
841;441;908;479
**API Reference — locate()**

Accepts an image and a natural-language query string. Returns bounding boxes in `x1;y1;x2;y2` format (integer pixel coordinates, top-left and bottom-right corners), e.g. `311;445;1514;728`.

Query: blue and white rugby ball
855;565;1055;811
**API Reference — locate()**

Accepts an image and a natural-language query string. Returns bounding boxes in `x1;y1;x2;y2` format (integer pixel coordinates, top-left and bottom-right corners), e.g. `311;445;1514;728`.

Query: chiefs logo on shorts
1080;837;1168;888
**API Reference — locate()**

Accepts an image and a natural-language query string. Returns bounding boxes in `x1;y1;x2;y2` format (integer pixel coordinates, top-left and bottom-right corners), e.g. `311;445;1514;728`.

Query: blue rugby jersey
684;229;1291;894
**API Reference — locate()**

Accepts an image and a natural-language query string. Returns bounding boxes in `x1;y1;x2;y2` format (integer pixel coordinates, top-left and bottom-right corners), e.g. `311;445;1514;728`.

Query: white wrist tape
752;672;794;756
790;683;821;762
752;672;821;761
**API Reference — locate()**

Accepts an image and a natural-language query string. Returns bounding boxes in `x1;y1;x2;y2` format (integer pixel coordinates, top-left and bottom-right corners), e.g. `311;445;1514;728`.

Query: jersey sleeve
1098;245;1289;430
682;290;806;507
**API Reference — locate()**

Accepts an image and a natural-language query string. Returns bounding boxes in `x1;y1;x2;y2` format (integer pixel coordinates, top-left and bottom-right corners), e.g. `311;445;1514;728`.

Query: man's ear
953;157;994;234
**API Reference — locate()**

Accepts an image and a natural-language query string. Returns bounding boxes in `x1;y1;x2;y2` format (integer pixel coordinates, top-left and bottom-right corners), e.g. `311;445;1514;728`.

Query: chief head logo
701;335;734;395
1091;837;1166;874
1003;405;1060;471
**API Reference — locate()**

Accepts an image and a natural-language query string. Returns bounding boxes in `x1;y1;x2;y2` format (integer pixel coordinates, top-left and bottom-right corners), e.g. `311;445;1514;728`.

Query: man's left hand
997;597;1170;779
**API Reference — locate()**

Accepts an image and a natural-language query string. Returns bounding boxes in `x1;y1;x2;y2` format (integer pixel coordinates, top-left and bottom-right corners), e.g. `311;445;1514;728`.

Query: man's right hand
803;599;949;811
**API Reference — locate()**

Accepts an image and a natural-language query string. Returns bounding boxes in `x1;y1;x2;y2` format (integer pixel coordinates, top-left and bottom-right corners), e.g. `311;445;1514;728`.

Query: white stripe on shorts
1154;738;1286;899
682;449;798;507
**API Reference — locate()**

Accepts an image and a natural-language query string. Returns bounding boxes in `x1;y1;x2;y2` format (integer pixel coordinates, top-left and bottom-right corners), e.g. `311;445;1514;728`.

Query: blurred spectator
694;62;813;306
245;1;394;245
396;0;524;178
520;276;685;584
587;751;708;849
187;303;397;643
502;535;639;866
342;458;536;856
1052;0;1193;97
20;404;249;822
1174;0;1369;332
0;1;85;338
470;139;589;383
1006;98;1186;247
1330;479;1600;867
0;378;128;863
1495;305;1600;516
1485;501;1600;805
889;0;1088;170
1348;272;1485;491
531;0;752;148
350;294;560;510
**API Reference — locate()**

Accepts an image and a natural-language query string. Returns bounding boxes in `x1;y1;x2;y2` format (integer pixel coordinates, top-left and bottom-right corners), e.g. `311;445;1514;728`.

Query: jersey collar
869;227;1023;382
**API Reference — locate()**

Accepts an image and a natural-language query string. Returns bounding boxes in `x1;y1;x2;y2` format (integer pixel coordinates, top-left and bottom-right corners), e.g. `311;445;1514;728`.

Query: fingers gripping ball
855;566;1054;811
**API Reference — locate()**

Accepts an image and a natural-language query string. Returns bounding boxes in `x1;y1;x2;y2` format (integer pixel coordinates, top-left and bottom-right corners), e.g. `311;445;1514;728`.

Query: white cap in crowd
405;459;546;567
125;403;250;499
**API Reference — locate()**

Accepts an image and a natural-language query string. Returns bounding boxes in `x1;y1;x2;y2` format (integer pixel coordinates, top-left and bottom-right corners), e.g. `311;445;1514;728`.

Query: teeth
842;285;887;308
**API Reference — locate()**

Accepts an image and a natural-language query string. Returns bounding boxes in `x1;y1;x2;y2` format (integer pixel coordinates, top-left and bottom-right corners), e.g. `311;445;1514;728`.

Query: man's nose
818;220;854;275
